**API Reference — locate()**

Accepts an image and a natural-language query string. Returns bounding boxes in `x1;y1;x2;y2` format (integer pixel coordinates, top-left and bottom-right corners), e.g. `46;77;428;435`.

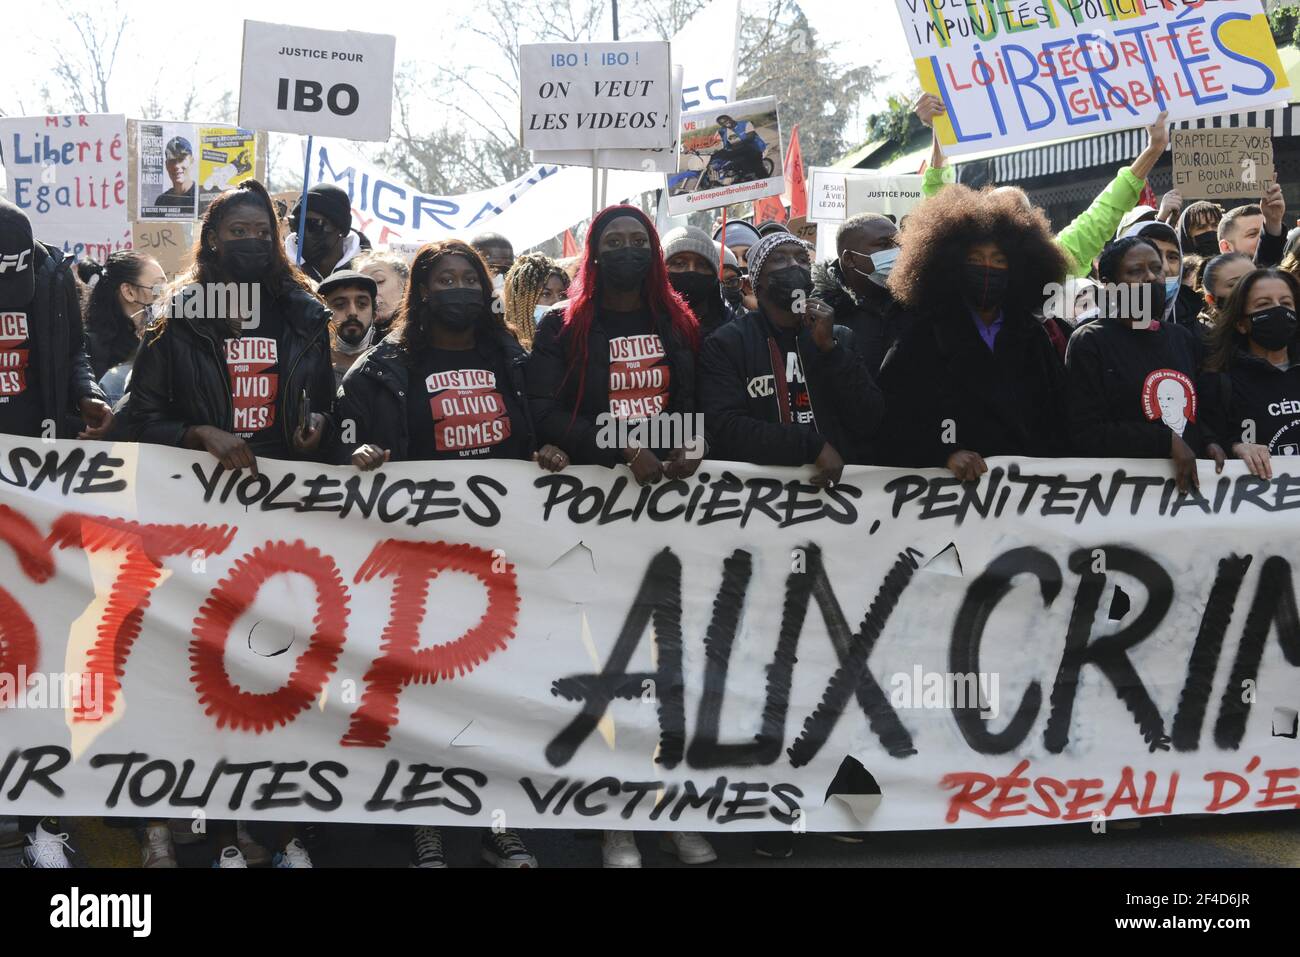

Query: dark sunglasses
304;218;334;235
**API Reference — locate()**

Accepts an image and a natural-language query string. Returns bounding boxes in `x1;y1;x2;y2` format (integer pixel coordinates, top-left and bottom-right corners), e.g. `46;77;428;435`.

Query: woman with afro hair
876;185;1071;479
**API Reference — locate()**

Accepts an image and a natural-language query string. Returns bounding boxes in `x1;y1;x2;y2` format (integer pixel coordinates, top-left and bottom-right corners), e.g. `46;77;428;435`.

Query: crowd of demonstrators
8;95;1300;867
501;251;569;347
353;249;410;338
285;183;369;283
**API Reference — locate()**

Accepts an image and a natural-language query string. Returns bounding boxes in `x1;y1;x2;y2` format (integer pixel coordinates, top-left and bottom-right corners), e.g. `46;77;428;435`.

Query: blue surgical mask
867;247;900;287
1164;277;1180;303
533;303;548;322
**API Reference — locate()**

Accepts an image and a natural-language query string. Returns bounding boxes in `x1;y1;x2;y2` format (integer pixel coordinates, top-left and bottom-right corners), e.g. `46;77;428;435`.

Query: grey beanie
661;225;719;273
746;232;809;284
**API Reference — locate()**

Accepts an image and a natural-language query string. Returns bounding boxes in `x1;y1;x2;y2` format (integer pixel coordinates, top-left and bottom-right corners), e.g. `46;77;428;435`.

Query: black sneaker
411;826;446;868
481;829;538;868
753;831;794;859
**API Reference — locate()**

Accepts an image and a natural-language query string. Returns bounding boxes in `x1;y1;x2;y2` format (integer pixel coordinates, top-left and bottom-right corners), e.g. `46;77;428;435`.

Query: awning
966;104;1300;183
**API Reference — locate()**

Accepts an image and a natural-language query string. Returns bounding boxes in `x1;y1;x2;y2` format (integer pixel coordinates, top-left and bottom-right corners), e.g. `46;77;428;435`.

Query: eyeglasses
304;218;333;235
720;278;742;291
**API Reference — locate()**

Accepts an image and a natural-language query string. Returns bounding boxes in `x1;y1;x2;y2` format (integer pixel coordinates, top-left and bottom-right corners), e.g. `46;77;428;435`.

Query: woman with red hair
525;205;716;868
526;204;703;488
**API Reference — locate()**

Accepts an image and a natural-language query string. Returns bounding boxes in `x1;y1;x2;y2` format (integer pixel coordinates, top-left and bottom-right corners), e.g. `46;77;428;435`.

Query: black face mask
722;283;743;306
599;247;653;291
1192;232;1220;258
960;263;1010;311
429;288;484;333
1145;279;1168;322
220;238;272;282
302;228;338;261
1247;304;1298;351
669;271;717;310
763;265;812;311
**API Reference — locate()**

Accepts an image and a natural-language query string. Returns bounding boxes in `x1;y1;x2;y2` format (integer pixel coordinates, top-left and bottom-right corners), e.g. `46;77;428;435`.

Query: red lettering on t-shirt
608;334;669;420
0;313;31;398
226;336;278;436
426;368;511;454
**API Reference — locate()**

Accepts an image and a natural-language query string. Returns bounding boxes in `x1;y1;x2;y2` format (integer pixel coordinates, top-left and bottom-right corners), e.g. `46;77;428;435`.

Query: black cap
318;269;377;299
291;183;352;234
0;197;36;310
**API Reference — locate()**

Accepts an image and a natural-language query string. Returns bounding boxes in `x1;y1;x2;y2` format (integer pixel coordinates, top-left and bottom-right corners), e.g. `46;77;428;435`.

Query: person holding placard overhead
915;94;1172;281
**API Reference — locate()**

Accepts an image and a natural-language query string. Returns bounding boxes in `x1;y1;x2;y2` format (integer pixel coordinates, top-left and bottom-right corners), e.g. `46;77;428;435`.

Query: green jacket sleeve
1055;166;1144;278
921;164;954;199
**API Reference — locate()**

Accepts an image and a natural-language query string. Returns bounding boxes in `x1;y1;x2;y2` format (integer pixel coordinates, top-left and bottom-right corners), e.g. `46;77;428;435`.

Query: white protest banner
807;167;847;224
238;21;396;141
844;173;925;224
894;0;1291;158
0;114;130;262
304;139;660;251
667;95;784;216
3;438;1297;832
520;41;673;151
530;0;740;172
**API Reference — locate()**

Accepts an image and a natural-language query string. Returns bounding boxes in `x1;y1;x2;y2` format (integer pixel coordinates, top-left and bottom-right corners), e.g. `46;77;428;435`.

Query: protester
502;251;565;347
83;252;167;406
1218;192;1288;265
700;230;882;485
876;186;1068;477
471;232;515;291
1177;200;1225;258
662;225;734;338
720;245;753;316
0;197;114;869
285;183;364;282
354;250;410;338
1203;268;1300;477
320;270;378;387
757;221;790;237
712;219;761;269
917;94;1171;280
1066;236;1225;493
811;212;907;373
1122;221;1200;329
1046;276;1102;328
336;240;567;868
154;136;197;210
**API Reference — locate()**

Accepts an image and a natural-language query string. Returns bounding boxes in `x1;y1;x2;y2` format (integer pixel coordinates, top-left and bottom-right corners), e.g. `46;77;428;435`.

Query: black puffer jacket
28;242;105;436
526;307;697;467
877;306;1069;468
334;327;535;463
697;309;884;466
127;284;335;457
811;258;909;374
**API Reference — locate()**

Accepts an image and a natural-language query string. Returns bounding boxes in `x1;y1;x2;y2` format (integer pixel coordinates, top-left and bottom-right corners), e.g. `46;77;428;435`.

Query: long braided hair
503;252;557;348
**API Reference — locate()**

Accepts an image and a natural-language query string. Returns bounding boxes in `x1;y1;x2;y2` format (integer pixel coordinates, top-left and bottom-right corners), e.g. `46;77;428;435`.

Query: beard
337;318;368;346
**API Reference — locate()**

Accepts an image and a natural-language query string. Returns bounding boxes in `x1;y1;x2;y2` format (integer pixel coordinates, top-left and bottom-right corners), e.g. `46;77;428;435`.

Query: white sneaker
213;845;247;868
660;831;717;864
23;821;73;868
236;822;271;867
273;837;313;868
140;824;177;868
601;830;642;868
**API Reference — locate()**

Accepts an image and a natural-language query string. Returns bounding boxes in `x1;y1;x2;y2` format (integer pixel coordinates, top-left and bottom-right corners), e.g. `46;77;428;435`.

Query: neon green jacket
921;165;1144;279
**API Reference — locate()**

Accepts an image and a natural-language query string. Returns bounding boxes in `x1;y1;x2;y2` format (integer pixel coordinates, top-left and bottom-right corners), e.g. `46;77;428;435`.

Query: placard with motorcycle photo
666;95;784;216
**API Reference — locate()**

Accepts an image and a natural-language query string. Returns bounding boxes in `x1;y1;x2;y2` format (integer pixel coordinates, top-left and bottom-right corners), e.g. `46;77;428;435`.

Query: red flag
562;228;579;258
753;193;787;225
782;124;807;219
1138;182;1158;211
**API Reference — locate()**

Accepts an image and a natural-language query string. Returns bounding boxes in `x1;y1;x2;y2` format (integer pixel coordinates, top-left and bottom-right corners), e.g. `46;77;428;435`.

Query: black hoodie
1065;316;1217;457
1204;347;1300;454
811;259;908;375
